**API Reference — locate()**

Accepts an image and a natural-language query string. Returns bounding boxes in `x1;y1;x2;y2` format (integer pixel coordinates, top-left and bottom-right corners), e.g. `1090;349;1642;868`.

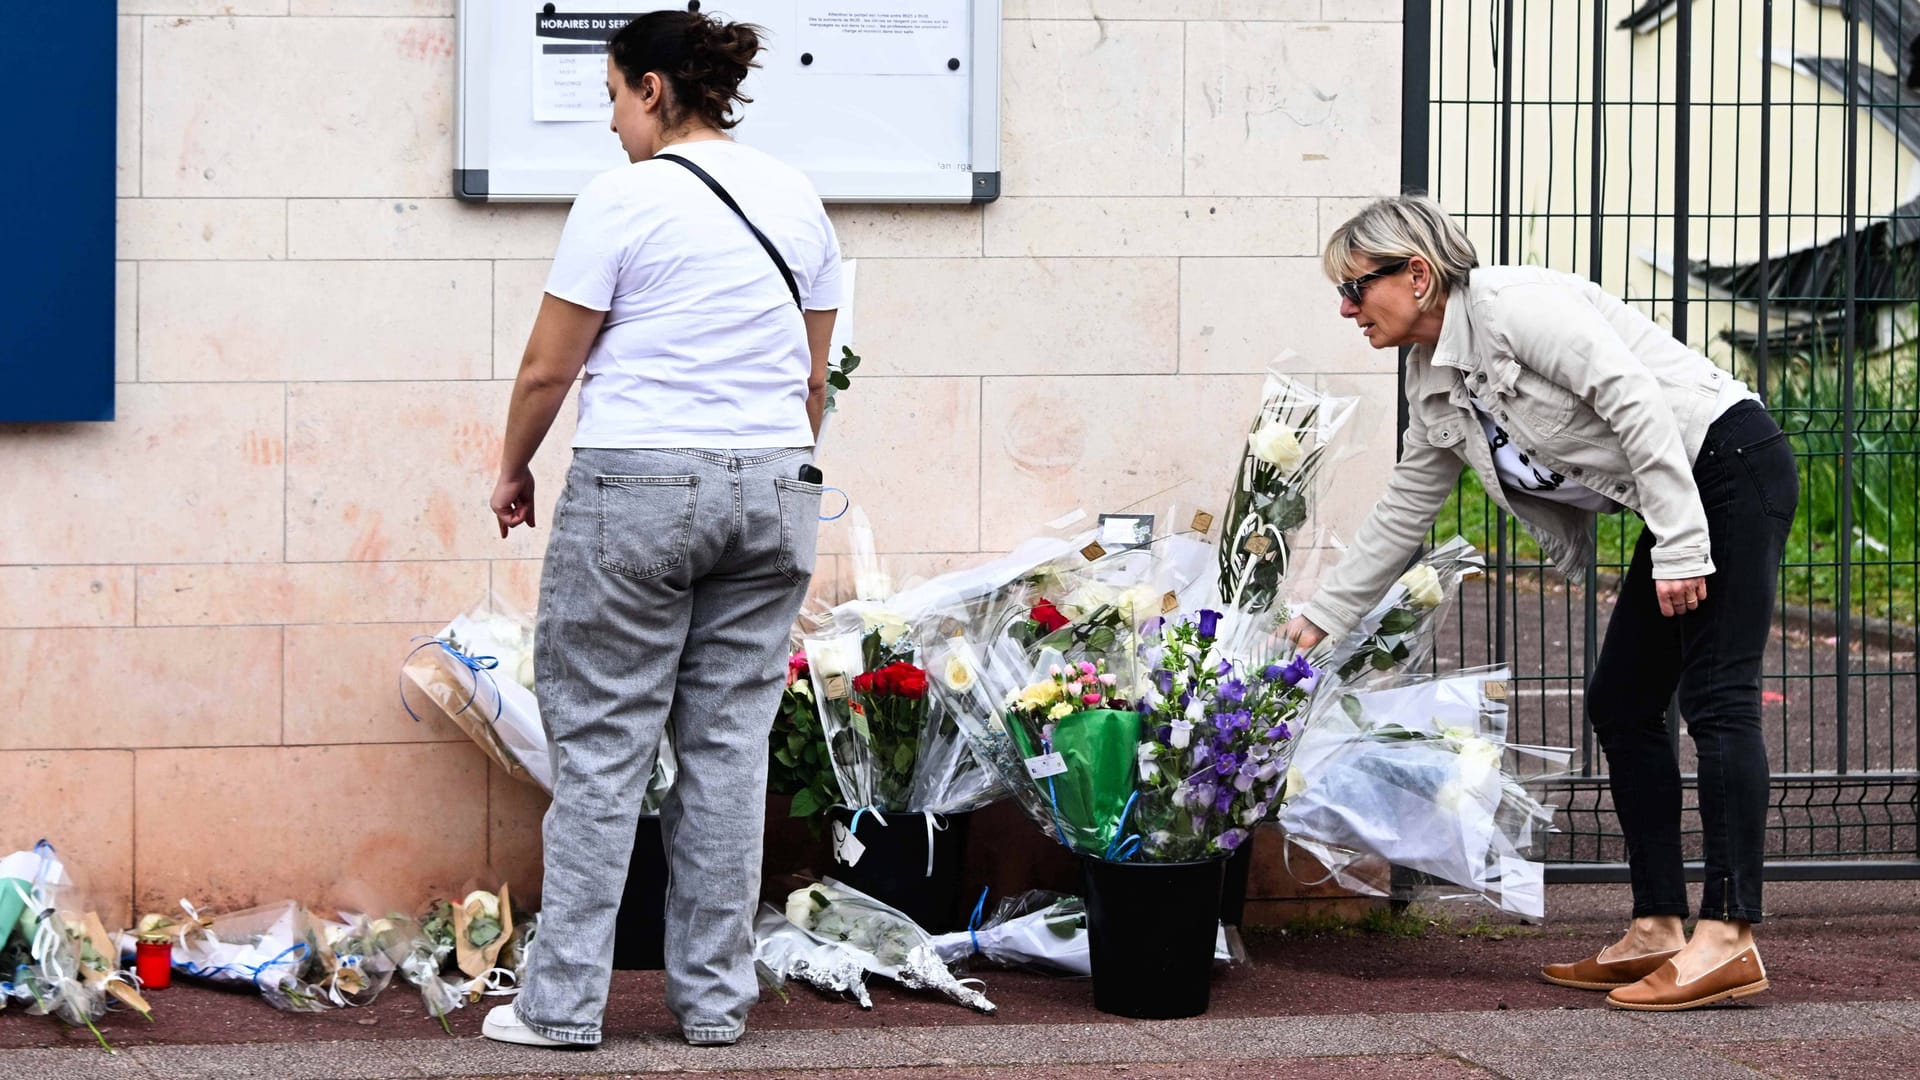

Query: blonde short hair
1323;195;1479;311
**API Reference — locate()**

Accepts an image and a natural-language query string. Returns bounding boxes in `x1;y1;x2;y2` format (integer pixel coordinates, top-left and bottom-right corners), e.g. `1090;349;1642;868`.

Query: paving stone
0;1047;154;1080
396;1034;677;1077
1397;1005;1672;1050
1864;999;1920;1033
1143;1013;1430;1059
1644;1000;1897;1044
134;1038;427;1078
1461;1046;1769;1080
1715;1037;1920;1079
636;1027;933;1072
892;1021;1178;1066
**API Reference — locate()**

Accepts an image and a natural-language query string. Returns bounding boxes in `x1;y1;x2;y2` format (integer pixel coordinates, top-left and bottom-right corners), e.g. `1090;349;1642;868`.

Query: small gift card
823;673;850;700
1161;591;1180;614
1189;510;1215;535
1024;752;1069;780
1096;512;1155;551
832;820;867;867
1243;534;1273;555
1079;541;1107;562
1482;679;1508;702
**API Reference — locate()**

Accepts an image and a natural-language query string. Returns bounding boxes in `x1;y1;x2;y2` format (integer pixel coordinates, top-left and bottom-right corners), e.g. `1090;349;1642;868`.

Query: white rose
1061;580;1118;621
860;608;911;646
461;890;500;921
805;636;864;678
784;885;833;930
1282;763;1307;802
1397;564;1444;610
1249;424;1307;474
941;648;978;693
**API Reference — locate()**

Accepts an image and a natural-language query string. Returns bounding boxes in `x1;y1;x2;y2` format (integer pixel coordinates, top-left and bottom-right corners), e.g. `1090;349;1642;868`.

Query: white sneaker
482;1004;579;1048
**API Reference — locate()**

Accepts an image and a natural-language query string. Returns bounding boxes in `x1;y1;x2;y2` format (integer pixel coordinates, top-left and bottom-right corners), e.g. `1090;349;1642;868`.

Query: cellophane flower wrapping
1216;365;1358;615
1317;536;1483;689
927;891;1091;976
2;843;149;1034
1002;649;1144;857
1133;609;1319;861
755;880;995;1013
1278;668;1572;918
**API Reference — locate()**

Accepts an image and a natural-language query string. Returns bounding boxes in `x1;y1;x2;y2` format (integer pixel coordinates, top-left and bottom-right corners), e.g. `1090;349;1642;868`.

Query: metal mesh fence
1402;0;1920;878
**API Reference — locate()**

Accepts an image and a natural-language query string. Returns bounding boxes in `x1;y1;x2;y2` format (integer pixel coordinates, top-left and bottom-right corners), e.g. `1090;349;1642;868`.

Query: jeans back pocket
1733;428;1798;525
597;474;699;582
773;477;824;585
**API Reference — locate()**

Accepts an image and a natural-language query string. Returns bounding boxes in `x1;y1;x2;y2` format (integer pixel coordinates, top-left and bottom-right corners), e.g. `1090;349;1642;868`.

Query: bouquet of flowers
1001;654;1144;857
2;843;151;1050
1216;368;1357;614
770;649;842;827
1319;537;1482;686
1132;608;1319;860
1278;669;1571;918
755;880;995;1013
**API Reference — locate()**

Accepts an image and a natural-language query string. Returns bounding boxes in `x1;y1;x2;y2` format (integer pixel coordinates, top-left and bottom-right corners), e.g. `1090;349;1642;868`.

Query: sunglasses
1336;259;1411;305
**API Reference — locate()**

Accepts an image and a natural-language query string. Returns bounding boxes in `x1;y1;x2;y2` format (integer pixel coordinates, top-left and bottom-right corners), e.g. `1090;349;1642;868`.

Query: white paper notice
794;0;968;76
533;11;642;123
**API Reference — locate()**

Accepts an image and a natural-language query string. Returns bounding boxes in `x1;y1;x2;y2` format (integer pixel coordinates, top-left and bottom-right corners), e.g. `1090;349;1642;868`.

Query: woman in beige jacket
1285;196;1798;1012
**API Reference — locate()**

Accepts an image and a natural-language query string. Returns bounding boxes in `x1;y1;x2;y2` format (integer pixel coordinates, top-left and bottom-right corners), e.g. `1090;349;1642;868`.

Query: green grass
1424;325;1920;626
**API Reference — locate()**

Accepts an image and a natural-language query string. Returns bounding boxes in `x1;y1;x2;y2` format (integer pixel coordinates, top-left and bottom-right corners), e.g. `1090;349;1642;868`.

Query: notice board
1;8;115;421
456;1;1001;203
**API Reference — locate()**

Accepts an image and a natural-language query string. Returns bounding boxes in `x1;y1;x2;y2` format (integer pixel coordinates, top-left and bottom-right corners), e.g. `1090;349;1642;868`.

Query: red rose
852;670;879;695
1030;599;1070;633
881;662;929;700
787;651;809;686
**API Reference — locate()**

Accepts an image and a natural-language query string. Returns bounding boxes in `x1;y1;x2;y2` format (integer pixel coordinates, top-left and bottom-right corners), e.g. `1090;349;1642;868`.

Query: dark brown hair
608;10;763;131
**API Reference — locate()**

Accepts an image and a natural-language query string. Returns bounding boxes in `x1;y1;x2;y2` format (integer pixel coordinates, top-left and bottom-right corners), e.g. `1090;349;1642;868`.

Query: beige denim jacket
1300;265;1731;641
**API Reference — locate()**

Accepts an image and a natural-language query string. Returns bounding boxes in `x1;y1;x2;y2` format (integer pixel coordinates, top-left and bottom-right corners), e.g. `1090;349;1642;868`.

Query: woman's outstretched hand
1280;614;1327;654
491;469;537;538
1655;576;1708;617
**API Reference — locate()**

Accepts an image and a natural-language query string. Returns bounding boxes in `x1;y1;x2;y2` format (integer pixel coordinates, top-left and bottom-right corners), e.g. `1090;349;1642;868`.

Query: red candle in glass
135;938;172;990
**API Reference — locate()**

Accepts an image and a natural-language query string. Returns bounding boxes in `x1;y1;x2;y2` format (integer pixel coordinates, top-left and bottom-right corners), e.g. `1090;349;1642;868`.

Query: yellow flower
1047;701;1074;720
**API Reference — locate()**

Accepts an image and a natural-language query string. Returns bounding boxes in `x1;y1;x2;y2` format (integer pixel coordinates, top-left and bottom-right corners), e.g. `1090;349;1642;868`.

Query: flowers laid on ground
1279;669;1572;918
756;881;995;1013
2;844;151;1050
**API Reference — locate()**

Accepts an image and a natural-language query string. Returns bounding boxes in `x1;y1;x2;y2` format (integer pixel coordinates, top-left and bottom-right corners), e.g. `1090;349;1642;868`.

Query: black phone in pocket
798;463;824;484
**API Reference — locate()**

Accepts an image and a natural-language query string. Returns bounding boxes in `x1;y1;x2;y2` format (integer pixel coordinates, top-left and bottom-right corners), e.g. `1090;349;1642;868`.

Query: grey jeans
516;447;820;1045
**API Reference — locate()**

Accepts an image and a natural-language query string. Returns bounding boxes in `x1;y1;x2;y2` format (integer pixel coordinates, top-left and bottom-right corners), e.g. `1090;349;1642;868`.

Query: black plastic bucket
1218;840;1255;928
612;814;668;970
826;808;973;932
1079;853;1227;1019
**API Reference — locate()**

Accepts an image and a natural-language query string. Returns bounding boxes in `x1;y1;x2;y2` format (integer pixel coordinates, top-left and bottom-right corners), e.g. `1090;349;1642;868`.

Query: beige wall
0;1;1403;924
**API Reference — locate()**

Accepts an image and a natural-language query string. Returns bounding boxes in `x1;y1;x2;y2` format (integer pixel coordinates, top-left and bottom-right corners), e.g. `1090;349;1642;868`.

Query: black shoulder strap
655;152;803;311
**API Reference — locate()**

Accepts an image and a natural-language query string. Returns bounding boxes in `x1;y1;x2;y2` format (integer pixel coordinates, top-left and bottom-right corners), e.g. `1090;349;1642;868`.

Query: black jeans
1586;400;1797;924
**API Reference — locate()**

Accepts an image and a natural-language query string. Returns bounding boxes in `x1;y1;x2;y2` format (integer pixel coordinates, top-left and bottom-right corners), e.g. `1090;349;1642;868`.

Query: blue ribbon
1102;791;1143;863
966;886;989;956
399;637;502;726
1040;737;1072;852
819;486;850;521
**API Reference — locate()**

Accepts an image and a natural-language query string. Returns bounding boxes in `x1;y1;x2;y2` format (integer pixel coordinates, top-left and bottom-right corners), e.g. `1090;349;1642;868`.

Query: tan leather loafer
1540;947;1681;990
1606;948;1769;1011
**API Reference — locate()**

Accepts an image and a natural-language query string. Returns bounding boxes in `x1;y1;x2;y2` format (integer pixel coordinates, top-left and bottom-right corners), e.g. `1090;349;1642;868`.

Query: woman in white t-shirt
484;10;840;1051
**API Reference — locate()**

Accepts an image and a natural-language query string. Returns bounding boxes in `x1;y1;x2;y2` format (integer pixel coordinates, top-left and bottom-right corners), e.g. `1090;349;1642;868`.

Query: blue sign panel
1;8;116;422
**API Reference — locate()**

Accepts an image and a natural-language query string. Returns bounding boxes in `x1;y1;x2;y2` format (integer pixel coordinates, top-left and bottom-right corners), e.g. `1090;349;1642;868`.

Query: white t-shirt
1469;393;1623;513
546;139;843;449
1469;372;1763;514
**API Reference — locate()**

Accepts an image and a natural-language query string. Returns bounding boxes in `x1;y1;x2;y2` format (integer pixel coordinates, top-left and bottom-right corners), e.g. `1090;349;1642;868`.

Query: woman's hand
1655;576;1708;617
1280;614;1327;654
491;469;537;538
